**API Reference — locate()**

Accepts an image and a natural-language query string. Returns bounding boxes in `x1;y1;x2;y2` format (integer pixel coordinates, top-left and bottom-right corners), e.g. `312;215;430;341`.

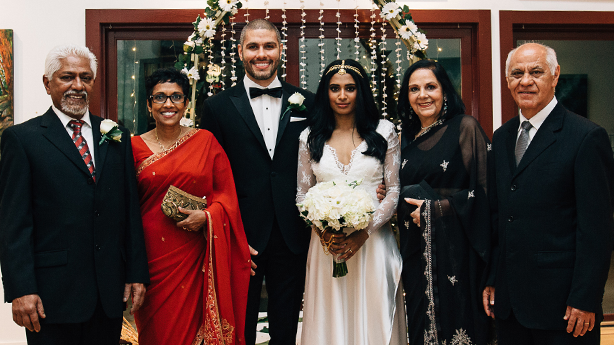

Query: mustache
63;90;88;99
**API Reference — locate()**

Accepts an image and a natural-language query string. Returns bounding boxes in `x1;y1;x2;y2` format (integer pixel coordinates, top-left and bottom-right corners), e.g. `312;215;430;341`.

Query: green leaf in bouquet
403;5;409;13
174;61;184;70
237;2;243;9
194;46;204;55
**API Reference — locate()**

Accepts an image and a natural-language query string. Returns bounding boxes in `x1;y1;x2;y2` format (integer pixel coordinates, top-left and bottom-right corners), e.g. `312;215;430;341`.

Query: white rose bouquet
297;180;375;277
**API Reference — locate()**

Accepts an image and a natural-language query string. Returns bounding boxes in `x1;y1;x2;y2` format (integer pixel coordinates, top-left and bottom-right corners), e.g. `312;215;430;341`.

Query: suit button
270;172;277;178
95;245;101;251
95;210;100;217
87;178;95;185
507;216;514;222
510;185;517;191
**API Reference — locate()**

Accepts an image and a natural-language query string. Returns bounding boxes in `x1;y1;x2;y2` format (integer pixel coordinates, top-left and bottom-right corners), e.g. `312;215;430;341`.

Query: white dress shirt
243;77;283;159
517;96;558;147
52;105;97;168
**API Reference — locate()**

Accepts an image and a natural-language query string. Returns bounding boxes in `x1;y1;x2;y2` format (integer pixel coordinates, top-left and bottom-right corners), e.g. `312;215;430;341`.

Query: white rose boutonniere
99;119;123;145
281;92;307;121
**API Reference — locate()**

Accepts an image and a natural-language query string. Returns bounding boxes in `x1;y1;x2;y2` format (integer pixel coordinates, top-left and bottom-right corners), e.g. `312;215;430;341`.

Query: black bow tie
249;87;283;99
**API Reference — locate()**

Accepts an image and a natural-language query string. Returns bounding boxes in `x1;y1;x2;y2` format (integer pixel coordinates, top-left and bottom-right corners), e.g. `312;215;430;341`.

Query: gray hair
45;45;98;80
505;42;558;76
239;19;281;46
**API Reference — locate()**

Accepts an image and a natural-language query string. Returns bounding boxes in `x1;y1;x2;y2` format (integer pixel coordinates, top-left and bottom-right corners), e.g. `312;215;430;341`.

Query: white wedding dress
296;119;406;345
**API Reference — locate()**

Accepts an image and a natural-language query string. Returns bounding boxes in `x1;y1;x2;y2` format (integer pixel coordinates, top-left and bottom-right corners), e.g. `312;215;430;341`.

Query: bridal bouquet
297;180;375;277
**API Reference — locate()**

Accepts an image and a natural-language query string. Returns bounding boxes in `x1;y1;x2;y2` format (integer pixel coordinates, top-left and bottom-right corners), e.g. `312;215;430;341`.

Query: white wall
2;0;614;343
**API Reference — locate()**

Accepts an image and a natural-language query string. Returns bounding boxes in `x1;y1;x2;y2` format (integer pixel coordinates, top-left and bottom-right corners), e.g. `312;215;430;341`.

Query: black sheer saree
398;113;493;345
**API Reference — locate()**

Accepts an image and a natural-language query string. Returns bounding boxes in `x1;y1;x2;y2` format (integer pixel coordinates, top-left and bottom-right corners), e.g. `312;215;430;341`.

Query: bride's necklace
155;126;184;151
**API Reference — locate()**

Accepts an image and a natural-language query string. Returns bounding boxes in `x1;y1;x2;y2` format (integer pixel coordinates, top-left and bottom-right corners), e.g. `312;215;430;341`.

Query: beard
60;90;89;117
243;58;281;81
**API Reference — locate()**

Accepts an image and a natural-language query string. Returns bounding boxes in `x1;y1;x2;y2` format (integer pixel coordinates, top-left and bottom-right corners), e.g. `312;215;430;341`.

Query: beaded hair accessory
325;60;363;78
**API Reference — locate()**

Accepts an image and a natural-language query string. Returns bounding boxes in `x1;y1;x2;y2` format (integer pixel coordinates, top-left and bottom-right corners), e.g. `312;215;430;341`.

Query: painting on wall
0;29;13;159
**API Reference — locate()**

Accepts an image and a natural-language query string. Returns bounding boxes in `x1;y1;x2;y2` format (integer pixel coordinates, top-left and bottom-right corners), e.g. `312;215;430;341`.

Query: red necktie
68;120;96;181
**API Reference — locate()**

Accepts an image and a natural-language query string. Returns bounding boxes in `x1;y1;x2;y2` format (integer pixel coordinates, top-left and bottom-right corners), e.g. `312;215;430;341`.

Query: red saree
132;129;250;345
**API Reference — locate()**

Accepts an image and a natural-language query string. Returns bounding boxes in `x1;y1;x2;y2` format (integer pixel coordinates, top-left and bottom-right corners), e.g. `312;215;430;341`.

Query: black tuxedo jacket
200;80;315;254
489;103;614;329
0;108;149;323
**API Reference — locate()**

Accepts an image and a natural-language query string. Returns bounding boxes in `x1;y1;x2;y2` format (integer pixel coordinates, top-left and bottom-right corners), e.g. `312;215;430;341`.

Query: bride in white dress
296;59;406;345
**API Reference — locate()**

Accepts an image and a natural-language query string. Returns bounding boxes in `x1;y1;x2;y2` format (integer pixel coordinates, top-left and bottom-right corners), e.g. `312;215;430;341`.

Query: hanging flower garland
176;0;429;126
177;0;242;126
374;0;428;60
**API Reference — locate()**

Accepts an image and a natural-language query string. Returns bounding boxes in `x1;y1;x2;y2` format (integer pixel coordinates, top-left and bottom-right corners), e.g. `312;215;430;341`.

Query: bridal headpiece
326;60;363;78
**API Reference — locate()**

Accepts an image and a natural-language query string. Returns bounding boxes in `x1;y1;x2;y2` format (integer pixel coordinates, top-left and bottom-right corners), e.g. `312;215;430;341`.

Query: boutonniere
281;92;307;121
99;119;122;145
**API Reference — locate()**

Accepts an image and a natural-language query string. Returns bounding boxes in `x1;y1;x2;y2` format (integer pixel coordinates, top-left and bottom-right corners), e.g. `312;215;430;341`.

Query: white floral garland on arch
177;0;428;126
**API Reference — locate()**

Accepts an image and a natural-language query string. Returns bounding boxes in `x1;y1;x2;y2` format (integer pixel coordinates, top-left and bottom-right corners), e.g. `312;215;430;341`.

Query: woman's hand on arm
176;207;208;231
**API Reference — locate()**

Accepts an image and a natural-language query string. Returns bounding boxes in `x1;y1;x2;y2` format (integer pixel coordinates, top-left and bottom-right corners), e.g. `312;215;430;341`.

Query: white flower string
281;0;288;79
318;1;326;78
131;41;137;134
299;0;307;89
369;3;378;96
354;4;361;59
207;38;214;97
230;16;237;87
335;0;342;60
395;32;403;100
219;22;227;91
244;0;250;23
264;0;270;20
379;18;388;118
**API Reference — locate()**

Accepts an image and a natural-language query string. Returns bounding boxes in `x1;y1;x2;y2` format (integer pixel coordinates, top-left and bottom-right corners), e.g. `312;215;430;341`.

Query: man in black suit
0;45;149;344
483;42;614;344
200;19;314;344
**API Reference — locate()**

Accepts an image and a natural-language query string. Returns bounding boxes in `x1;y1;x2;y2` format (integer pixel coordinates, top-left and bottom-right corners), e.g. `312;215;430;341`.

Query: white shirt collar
519;96;557;133
52;105;93;129
243;76;282;93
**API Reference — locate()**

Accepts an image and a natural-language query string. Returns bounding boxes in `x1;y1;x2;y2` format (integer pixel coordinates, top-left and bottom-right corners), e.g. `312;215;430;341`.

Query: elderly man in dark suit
0;45;149;344
200;19;314;345
483;42;614;344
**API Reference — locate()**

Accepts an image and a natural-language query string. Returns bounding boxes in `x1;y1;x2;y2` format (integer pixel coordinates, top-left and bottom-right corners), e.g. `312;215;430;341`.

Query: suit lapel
504;117;519;175
40;108;92;178
230;81;267;152
91;115;107;182
275;86;291;147
513;105;563;177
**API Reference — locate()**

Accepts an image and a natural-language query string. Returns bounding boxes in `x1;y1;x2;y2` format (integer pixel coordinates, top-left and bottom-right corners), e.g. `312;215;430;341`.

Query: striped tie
69;120;96;181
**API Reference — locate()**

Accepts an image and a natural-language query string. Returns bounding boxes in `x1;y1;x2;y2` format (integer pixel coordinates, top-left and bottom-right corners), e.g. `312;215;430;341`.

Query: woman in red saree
132;68;250;345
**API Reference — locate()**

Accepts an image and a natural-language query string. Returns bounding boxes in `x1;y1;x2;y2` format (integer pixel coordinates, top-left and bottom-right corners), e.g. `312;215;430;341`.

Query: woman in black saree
397;59;493;345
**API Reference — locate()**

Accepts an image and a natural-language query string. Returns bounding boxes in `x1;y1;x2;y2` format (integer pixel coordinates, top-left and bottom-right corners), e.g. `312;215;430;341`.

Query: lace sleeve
296;130;315;204
365;122;401;235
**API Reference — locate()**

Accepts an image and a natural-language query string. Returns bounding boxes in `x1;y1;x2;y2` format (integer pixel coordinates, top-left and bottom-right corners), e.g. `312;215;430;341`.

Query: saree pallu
132;129;250;345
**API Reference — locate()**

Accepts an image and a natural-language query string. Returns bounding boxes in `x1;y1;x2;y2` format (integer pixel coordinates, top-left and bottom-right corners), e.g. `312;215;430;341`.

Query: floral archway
176;0;429;126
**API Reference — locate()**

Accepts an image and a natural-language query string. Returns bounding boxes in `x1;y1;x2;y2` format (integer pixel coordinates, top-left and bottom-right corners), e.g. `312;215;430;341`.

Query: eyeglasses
150;94;186;104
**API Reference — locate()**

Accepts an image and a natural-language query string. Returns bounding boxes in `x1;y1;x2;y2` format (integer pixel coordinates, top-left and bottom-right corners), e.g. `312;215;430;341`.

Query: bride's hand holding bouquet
297;180;375;277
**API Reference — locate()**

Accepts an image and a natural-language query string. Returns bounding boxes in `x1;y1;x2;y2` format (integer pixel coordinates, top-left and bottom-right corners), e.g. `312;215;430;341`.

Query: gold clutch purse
161;185;207;221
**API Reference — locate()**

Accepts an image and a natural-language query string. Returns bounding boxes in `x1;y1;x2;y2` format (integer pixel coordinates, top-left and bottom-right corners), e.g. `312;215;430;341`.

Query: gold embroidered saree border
136;128;198;177
191;210;235;345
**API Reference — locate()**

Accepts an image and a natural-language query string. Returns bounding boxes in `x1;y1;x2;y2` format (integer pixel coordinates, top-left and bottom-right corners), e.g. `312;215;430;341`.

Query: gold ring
349;249;353;253
183;227;187;230
584;322;590;325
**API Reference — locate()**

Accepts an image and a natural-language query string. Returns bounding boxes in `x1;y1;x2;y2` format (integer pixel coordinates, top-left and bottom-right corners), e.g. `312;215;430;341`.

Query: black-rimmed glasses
150;94;187;104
